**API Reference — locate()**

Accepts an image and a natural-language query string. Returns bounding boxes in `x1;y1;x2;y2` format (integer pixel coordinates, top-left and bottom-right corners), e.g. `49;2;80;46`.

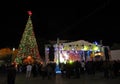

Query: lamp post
56;38;61;73
12;48;15;62
57;38;60;65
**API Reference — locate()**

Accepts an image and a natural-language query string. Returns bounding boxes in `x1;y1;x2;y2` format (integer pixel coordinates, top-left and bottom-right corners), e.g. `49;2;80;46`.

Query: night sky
0;0;120;49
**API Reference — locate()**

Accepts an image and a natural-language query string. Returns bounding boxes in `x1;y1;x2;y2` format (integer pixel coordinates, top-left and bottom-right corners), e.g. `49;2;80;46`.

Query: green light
69;60;73;64
84;46;88;51
93;46;99;51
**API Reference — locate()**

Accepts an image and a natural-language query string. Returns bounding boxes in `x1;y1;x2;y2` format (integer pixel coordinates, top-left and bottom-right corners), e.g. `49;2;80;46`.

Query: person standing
41;63;47;80
26;63;32;79
7;64;16;84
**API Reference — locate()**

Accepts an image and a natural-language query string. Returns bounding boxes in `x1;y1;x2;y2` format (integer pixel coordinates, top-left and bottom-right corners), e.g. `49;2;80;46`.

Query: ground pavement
1;72;120;84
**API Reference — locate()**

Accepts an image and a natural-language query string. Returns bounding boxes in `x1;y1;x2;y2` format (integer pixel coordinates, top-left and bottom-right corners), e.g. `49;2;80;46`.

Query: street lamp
12;48;15;62
13;48;15;51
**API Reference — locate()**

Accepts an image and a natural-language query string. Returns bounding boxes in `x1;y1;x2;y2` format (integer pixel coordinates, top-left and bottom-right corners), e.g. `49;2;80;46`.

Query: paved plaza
1;72;120;84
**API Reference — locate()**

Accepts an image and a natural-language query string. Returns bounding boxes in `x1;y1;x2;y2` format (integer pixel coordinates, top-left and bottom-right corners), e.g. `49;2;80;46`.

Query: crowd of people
60;60;120;79
0;60;120;84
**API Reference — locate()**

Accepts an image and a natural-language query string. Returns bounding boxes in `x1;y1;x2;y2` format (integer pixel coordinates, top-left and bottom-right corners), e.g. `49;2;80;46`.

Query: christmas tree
15;11;41;63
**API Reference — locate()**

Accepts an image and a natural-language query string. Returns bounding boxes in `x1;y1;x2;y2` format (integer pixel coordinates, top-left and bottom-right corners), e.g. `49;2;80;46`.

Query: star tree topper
28;11;32;16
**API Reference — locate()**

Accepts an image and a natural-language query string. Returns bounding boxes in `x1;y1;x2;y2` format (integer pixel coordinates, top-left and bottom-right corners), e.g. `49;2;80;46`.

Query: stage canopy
54;40;101;51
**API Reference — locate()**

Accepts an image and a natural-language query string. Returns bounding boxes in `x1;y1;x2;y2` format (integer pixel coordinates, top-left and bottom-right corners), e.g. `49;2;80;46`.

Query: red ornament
28;11;32;16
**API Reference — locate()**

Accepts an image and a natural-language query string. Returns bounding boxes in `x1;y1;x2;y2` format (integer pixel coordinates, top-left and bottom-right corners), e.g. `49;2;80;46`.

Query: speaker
49;45;54;61
104;46;109;60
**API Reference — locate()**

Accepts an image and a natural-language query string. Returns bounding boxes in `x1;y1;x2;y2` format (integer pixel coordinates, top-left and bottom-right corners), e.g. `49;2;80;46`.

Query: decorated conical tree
15;11;41;64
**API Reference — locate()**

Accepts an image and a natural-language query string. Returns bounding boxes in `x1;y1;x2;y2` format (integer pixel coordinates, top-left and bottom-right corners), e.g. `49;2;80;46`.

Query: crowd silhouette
0;59;120;84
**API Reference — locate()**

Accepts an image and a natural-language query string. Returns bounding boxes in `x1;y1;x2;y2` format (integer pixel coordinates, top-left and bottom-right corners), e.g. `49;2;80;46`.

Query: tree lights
15;11;41;64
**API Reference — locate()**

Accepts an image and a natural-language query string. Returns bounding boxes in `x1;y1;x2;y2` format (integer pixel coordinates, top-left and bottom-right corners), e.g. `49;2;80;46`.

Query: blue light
55;65;61;74
94;41;98;45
